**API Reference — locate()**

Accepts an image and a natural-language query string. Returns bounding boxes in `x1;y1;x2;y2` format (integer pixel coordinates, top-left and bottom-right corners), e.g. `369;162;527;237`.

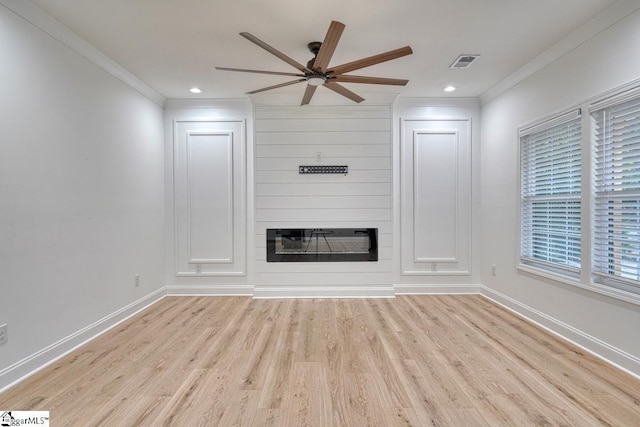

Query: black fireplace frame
266;228;378;262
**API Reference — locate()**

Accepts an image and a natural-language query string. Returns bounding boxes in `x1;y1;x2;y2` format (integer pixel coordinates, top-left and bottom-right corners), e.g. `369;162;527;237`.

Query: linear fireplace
267;228;378;262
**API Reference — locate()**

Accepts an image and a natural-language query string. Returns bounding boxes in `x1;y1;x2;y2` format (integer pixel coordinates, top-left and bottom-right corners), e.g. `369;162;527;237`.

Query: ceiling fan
216;21;413;105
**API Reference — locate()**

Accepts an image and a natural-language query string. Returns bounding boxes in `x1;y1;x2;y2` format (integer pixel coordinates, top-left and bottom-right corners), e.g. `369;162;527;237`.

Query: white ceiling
30;0;618;103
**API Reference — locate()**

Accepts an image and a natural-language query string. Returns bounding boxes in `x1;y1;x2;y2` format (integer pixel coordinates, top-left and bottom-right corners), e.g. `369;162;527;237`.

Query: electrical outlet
0;324;8;346
491;264;497;276
134;273;140;287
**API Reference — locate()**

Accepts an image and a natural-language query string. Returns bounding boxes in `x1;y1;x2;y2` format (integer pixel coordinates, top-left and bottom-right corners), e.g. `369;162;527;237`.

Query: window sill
517;264;640;307
517;263;582;288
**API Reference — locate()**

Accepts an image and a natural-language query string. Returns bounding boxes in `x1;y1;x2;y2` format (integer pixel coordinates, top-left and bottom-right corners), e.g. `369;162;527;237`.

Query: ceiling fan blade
301;85;317;105
240;32;311;73
324;82;365;103
215;67;304;77
332;75;409;86
246;78;306;95
328;46;413;75
312;21;345;73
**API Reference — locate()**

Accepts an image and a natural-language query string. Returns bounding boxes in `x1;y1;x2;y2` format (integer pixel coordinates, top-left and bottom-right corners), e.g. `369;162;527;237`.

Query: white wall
165;100;481;299
0;3;165;388
163;100;253;295
480;6;640;375
394;99;481;293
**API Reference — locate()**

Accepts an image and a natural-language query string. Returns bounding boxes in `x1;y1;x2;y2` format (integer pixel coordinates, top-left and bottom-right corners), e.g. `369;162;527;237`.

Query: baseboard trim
394;284;481;295
0;287;167;393
480;285;640;380
253;286;395;299
166;284;254;296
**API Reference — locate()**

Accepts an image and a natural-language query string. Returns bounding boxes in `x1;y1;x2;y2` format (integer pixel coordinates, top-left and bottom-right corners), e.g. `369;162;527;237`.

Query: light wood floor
1;295;639;426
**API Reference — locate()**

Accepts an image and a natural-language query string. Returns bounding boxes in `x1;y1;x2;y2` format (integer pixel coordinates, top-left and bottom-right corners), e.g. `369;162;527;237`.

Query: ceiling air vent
450;54;480;69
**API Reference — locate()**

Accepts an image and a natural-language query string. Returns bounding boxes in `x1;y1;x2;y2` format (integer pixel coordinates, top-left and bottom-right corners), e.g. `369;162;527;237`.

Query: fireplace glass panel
267;228;378;262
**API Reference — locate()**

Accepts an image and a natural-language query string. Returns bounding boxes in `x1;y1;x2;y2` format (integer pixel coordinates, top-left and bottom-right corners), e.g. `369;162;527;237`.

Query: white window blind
592;93;640;294
520;110;582;275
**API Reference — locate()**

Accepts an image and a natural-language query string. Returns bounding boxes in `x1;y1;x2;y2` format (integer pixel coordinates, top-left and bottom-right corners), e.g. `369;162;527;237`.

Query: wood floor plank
338;372;389;426
257;329;298;409
240;322;279;390
411;348;476;410
359;330;412;409
254;408;283;426
1;295;639;426
216;389;261;426
147;327;224;398
514;368;612;426
443;408;492;427
296;300;325;363
82;395;168;427
284;362;333;427
384;407;422;427
324;315;354;426
560;351;640;408
389;357;452;426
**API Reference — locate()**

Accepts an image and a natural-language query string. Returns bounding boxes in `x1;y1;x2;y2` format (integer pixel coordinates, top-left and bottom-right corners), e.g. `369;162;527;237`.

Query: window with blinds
592;91;640;295
520;110;582;276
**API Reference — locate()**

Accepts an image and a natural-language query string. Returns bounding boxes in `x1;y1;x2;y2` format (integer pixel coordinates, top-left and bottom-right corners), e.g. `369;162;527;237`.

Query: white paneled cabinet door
401;119;471;275
174;120;246;276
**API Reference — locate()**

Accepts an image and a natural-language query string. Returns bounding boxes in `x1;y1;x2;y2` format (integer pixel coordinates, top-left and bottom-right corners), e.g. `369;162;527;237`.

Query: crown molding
164;98;253;111
248;91;400;106
480;0;640;105
0;0;166;106
394;97;480;108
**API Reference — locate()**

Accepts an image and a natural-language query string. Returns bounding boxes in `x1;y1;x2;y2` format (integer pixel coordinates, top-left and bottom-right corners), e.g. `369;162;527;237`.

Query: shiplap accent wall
254;105;393;297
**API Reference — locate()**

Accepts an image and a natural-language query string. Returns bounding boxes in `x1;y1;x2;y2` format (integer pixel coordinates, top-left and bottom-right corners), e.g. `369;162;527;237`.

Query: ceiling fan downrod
306;41;329;85
306;41;322;69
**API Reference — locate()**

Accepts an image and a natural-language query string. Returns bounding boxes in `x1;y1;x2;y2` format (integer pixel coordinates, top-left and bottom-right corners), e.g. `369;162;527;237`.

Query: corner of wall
480;286;640;379
0;288;166;393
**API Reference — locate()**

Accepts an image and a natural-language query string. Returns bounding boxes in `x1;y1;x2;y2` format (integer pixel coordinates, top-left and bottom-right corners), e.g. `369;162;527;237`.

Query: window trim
515;80;640;307
590;86;640;296
518;108;583;279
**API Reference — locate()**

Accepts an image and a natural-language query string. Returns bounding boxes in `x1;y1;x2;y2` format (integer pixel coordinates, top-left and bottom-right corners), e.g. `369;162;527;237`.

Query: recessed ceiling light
444;85;456;92
189;87;202;94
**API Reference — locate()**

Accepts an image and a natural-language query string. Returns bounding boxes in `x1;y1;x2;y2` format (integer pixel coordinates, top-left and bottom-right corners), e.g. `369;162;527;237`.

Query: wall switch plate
0;324;7;346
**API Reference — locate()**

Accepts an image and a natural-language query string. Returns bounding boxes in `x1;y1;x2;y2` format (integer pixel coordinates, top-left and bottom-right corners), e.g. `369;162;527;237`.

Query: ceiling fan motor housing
308;41;322;56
